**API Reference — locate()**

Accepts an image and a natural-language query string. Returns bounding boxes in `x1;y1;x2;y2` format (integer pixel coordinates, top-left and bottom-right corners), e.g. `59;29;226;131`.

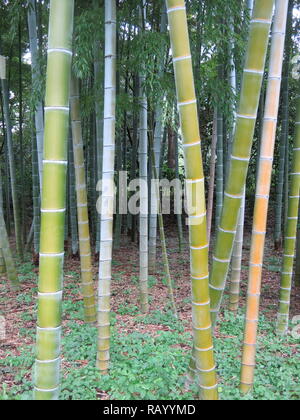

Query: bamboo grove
0;0;299;401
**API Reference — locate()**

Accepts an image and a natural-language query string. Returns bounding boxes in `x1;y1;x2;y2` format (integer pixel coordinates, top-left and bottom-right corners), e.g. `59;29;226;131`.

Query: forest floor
0;219;299;400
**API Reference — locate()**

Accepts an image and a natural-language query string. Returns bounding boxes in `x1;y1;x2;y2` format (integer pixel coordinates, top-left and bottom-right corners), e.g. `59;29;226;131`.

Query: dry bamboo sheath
34;0;74;400
209;0;275;327
166;0;218;400
240;0;288;394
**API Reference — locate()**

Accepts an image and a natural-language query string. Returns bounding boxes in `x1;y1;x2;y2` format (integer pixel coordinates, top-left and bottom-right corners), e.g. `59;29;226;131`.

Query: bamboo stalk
209;0;274;326
276;88;300;335
139;1;149;314
34;0;74;400
70;77;97;324
96;0;117;373
240;0;288;394
166;0;218;400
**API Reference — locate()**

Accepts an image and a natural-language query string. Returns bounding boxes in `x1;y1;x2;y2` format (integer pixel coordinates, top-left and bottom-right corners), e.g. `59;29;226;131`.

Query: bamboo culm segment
228;190;245;313
70;77;97;324
209;0;274;327
166;0;218;401
0;180;18;288
240;0;288;394
276;91;300;335
27;0;44;190
149;5;167;272
139;1;149;314
150;138;177;317
34;0;74;401
96;0;117;374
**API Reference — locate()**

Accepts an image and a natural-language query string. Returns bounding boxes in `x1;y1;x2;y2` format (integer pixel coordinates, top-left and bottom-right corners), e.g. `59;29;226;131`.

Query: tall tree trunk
33;0;74;400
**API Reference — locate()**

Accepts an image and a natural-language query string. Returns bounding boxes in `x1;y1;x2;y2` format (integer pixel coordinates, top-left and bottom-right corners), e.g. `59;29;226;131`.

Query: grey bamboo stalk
0;56;23;259
207;110;218;241
70;77;97;324
209;0;274;327
27;0;44;190
0;178;18;288
93;0;104;254
215;107;223;230
175;132;184;251
149;4;167;272
276;88;300;335
96;0;117;373
139;0;149;313
33;0;74;400
240;0;288;393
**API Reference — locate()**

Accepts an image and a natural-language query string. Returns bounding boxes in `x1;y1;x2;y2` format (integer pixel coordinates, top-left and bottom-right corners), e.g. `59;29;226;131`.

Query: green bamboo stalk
32;119;41;254
0;57;23;260
150;135;177;317
295;217;300;287
96;0;117;374
0;248;5;275
68;130;78;256
166;0;218;401
209;0;274;327
274;0;293;249
33;0;74;400
276;88;300;335
228;190;245;313
240;0;288;393
27;0;44;190
70;77;97;324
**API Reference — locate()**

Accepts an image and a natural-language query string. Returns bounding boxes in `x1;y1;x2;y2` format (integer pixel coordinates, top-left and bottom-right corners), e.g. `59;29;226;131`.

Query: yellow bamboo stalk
70;76;97;324
240;0;288;394
166;0;218;400
34;0;74;400
209;0;275;326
